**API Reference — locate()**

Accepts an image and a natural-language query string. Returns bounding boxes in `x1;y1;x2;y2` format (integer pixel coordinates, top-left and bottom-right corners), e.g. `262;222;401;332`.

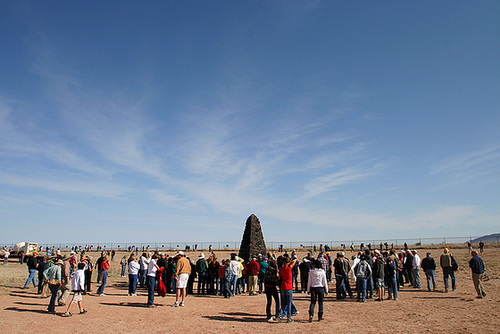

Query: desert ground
1;245;499;334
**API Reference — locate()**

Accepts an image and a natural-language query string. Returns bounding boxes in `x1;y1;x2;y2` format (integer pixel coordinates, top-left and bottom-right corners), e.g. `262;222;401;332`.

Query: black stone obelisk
238;214;267;262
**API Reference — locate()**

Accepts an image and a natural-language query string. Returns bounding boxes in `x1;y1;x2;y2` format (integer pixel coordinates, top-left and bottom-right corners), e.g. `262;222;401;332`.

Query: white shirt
307;268;328;293
147;259;157;277
412;254;421;269
230;260;240;276
128;260;140;275
140;256;150;270
71;269;85;291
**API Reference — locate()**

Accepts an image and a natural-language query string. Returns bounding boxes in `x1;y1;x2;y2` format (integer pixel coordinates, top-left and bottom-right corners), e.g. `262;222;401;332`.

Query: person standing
128;254;140;296
411;250;421;289
479;241;485;253
372;250;385;301
195;253;208;294
23;252;38;289
83;256;93;294
96;255;110;296
139;253;150;288
299;258;310;293
3;249;10;264
146;254;160;307
421;252;437;291
307;259;328;322
354;255;372;303
385;256;397;300
334;253;347;300
229;254;240;296
264;259;280;322
258;255;268;293
172;251;191;307
440;248;456;292
278;257;297;323
247;257;260;296
120;255;127;277
469;250;486;298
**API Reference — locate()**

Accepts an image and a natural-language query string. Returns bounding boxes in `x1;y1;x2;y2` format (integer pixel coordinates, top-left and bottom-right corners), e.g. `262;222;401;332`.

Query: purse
48;279;60;286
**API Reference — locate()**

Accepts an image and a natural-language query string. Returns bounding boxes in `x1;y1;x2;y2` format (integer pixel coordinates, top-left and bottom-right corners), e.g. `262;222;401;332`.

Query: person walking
44;259;63;314
62;262;87;317
36;257;48;295
421;252;437;291
440;248;456;292
23;252;38;289
469;250;486;298
307;259;328;322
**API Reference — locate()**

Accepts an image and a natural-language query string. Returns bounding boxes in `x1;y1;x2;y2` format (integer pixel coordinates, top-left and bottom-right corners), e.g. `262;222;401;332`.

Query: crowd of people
8;242;490;320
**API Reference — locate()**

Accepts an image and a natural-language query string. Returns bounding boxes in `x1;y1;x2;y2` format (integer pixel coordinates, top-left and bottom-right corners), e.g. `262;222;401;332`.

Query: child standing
62;262;87;317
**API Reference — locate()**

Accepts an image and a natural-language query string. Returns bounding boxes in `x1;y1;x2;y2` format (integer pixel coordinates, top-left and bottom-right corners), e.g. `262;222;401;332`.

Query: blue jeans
424;269;436;291
343;274;353;297
309;287;325;318
356;277;367;301
171;276;176;293
443;267;456;290
48;284;59;312
387;276;397;299
231;275;238;296
335;274;346;299
121;264;126;277
292;273;298;291
366;276;373;298
128;274;138;294
280;289;293;320
198;272;207;294
147;275;156;305
24;269;38;288
224;278;232;297
97;271;107;294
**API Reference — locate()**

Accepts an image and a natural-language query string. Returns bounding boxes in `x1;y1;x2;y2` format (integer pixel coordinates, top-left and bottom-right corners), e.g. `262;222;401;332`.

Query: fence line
3;236;499;251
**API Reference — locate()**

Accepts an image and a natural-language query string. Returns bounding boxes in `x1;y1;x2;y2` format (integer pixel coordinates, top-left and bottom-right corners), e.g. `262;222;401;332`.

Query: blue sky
1;1;499;244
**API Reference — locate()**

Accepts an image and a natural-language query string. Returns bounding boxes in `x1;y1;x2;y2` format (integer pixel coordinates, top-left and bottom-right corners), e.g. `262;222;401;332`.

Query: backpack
451;256;459;271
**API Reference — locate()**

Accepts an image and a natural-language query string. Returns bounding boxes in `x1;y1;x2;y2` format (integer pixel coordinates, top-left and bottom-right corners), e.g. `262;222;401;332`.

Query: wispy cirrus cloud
430;145;500;185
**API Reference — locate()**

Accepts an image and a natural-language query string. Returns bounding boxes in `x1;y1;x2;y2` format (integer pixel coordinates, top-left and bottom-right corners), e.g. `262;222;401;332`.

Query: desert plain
1;245;499;334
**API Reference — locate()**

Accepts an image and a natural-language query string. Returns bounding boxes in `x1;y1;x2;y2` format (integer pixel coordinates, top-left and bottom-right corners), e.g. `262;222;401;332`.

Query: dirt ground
1;246;499;334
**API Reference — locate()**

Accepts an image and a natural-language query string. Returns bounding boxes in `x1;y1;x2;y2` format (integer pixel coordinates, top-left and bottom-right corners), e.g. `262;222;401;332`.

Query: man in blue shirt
469;250;486;298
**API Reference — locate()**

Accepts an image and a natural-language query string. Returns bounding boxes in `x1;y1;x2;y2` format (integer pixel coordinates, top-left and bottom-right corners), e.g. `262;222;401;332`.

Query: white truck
13;242;39;257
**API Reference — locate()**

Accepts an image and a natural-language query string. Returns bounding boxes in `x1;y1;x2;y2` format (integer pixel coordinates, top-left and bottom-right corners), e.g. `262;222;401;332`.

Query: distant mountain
470;233;500;243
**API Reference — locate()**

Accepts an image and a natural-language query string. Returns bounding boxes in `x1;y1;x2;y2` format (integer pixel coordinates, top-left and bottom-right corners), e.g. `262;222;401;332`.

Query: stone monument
238;214;267;262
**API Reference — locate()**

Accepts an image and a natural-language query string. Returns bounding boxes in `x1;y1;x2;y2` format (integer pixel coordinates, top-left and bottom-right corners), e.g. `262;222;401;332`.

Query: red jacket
247;260;260;276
